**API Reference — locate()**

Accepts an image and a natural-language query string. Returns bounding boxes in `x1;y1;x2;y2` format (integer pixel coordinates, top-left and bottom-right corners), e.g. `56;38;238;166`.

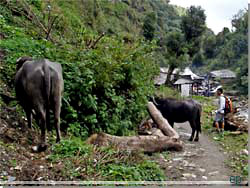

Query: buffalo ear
16;56;33;70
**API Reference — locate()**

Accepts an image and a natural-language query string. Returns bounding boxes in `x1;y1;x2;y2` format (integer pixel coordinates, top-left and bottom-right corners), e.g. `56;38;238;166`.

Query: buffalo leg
188;121;195;141
53;99;61;143
194;119;200;141
35;108;47;152
194;130;199;141
30;105;48;152
24;108;32;129
39;110;46;144
46;109;51;131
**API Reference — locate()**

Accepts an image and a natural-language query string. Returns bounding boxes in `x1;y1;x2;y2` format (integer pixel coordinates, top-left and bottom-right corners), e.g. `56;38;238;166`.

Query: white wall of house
181;84;190;97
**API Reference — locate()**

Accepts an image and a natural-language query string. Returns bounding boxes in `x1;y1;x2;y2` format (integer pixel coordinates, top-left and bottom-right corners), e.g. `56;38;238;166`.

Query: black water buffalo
15;57;63;151
151;97;202;141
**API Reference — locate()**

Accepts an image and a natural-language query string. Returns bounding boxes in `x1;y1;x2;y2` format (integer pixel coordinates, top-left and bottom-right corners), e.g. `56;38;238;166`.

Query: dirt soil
154;122;241;181
0;105;58;181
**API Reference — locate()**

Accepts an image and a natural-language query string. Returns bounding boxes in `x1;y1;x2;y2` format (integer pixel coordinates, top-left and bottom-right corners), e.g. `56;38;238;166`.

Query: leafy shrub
49;138;92;160
0;14;158;137
61;37;158;136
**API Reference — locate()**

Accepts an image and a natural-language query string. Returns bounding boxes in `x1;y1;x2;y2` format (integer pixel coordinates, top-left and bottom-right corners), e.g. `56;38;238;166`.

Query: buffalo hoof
32;144;47;152
188;137;193;141
194;137;199;142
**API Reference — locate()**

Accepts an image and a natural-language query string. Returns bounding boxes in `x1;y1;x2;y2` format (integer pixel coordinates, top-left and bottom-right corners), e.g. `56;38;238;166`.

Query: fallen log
86;132;183;153
223;112;248;132
147;102;179;139
86;102;183;153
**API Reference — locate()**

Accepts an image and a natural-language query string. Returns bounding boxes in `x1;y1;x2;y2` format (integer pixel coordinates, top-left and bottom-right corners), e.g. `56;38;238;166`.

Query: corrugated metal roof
154;73;167;85
174;78;194;85
180;67;204;80
210;69;236;78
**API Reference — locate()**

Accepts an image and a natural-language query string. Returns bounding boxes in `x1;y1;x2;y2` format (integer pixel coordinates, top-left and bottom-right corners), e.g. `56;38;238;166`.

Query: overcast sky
169;0;247;34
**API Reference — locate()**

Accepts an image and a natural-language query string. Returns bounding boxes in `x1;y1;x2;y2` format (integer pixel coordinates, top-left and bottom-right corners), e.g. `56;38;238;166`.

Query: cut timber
147;102;179;139
86;133;183;153
86;102;183;153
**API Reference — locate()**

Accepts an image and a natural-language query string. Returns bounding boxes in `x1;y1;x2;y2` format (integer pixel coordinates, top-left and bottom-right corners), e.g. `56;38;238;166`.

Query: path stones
202;176;208;180
182;173;197;178
185;143;196;148
208;171;219;176
198;168;206;173
178;151;198;157
172;157;183;161
183;160;196;168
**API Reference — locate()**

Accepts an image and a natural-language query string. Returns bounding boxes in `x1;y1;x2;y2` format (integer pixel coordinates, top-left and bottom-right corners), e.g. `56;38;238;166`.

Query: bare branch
88;32;105;49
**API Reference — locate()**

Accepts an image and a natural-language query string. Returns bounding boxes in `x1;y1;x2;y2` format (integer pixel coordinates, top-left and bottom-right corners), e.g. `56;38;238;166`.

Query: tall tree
181;6;206;57
192;51;204;67
143;12;157;41
231;9;248;34
162;31;189;84
203;35;216;59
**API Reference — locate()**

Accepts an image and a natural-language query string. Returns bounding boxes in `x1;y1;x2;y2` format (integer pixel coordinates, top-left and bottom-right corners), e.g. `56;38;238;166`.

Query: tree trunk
147;102;179;139
86;102;183;153
86;133;183;153
165;65;175;86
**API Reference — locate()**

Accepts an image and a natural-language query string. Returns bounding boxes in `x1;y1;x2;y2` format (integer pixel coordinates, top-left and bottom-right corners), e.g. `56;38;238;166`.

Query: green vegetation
48;137;166;181
143;12;157;41
0;1;169;180
155;85;181;99
181;6;206;57
193;9;248;95
0;1;159;137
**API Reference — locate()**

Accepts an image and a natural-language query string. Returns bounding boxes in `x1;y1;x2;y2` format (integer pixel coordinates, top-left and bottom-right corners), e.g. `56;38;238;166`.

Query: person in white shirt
214;88;226;133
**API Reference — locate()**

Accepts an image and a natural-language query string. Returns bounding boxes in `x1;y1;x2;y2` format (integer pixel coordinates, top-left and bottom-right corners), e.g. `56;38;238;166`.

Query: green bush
0;14;158;137
61;37;158;136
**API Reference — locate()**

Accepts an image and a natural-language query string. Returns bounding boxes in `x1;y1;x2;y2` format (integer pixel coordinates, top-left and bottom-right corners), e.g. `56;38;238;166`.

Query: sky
169;0;247;34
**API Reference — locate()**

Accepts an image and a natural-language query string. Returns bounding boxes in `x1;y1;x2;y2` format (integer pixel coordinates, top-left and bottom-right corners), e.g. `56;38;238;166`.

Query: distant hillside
192;9;247;94
0;0;186;136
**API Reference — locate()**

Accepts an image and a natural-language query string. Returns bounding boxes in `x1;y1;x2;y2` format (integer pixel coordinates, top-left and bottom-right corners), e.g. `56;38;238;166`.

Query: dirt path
155;122;239;181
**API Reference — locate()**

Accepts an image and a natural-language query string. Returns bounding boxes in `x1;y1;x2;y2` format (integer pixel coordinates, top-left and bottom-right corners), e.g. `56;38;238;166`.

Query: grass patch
155;85;181;99
48;137;166;181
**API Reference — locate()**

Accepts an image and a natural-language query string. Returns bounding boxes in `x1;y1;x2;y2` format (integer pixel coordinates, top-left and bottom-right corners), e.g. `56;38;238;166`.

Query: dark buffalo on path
151;97;202;141
15;57;64;151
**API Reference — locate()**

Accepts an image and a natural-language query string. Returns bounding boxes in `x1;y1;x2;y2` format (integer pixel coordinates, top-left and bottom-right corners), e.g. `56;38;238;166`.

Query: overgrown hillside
1;0;172;137
0;0;177;181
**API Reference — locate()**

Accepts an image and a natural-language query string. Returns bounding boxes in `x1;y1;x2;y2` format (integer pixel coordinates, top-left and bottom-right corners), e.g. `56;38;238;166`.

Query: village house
174;67;204;97
208;69;236;84
154;67;204;97
204;69;237;96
